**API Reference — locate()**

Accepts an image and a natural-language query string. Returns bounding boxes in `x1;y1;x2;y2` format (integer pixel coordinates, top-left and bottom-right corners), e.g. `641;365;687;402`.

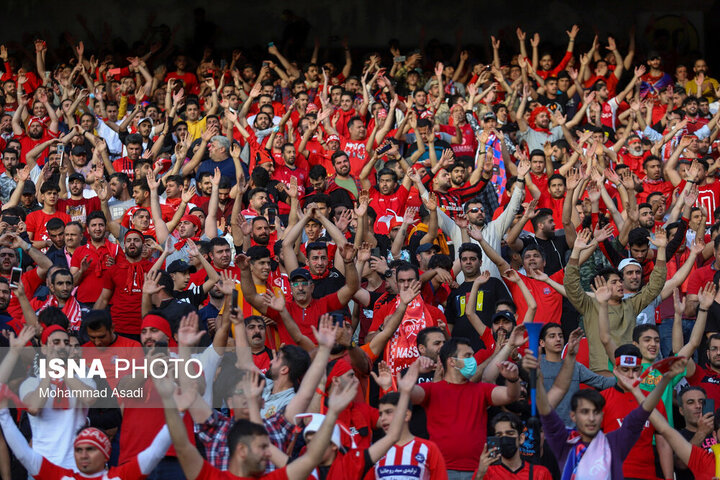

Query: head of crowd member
683;96;699;117
131;178;151;207
67;172;87;198
305;242;330;277
46;217;66;249
642;155;662;181
618;258;643;295
416;326;447;364
331;151;351;178
632;324;660;362
246;246;272;283
208;237;233;269
123;229;144;260
462;197;486;227
184;100;201;122
339;91;354;112
1;148;18;172
521;245;546;274
247;188;269;214
678;386;709;434
569;389;606;442
394;261;420;295
40;182;60;210
65;221;83;250
124;133;144;161
250;217;271;246
646;191;667;220
439;337;477;381
636;203;655;230
414;243;439;271
289;268;315;307
197;171;214;196
530;208;556;239
529;150;546;175
40;324;69;361
627;228;651;263
595;267;624;302
0;246;18;276
163;175;183;200
625;134;643;156
707;333;720;373
488;411;526;462
49;268;73;302
491;308;516;341
0;278;10;312
699;97;711;117
376;168;398;196
128;208;150;233
307;165;327;193
108;172;130;201
140;312;175;350
133;159;153;182
539;322;564;356
450;159;470;187
458;243;482;278
208;136;231;162
613;344;643;387
20;179;37;208
167;259;196;291
244;315;266;351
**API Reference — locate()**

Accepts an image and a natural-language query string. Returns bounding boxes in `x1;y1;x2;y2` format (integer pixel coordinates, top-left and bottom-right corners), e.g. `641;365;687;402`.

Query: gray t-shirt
540;355;616;427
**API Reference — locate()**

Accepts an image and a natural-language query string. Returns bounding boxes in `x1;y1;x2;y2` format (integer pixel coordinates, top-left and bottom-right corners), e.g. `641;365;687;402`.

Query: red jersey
82;334;142;388
477;461;552;480
266;292;344;345
637;178;674;206
112;157;136;179
618;150;651;179
503;270;564;325
340;136;370;178
369;437;448;480
34;456;142;480
679;179;720;226
440;123;477;158
688;364;720;406
369;185;409;219
687;444;717;480
196;460;287;480
71;241;124;303
420;380;496;471
102;259;154;335
164;71;199;95
601;386;666;479
121;204;176;230
273;165;308;197
57;197;102;224
15;130;58;164
687;263;718;295
26;210;72;245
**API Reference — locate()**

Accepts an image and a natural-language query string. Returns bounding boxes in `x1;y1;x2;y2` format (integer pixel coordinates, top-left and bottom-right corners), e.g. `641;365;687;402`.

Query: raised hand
397;360;419;392
261;291;285;312
399;280;421;305
566;328;583;356
591;275;612;304
327;376;359;413
177;312;204;347
497;360;520;381
338;243;357;263
370;361;393;391
573;228;593;250
516;159;531;178
648;228;668;249
699;282;717;310
312;314;339;349
501;268;522;284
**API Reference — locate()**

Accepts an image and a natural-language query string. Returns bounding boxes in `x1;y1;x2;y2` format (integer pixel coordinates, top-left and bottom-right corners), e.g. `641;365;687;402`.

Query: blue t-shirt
196;157;243;186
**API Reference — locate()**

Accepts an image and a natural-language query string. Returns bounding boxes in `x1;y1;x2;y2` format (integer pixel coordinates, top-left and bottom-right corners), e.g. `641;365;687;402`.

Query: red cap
326;134;340;143
326;358;352;391
74;428;111;460
306;103;319;113
41;325;66;345
180;214;202;232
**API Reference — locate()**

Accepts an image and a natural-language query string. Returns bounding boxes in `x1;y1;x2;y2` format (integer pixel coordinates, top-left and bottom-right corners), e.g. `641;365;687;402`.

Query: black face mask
499;436;518;459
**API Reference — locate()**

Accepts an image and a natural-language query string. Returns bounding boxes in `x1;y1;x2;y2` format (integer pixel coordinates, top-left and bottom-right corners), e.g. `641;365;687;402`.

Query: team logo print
415;453;425;463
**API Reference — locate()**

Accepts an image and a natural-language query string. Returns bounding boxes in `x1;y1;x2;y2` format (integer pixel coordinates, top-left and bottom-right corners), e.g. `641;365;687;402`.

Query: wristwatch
383;269;393;279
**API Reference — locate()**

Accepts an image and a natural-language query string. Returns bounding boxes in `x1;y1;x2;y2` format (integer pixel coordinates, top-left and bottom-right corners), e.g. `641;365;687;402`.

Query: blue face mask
455;356;478;379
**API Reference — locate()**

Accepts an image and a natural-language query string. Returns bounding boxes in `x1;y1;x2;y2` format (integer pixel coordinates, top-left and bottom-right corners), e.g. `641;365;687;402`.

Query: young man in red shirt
57;172;101;226
26;183;71;250
92;229;154;339
408;339;521;477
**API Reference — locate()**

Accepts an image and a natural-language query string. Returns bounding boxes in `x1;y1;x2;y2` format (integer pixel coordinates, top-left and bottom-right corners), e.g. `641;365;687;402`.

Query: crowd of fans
0;18;719;480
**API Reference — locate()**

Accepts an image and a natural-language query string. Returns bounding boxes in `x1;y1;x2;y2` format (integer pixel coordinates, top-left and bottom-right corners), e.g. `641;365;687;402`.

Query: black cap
70;146;87;156
492;311;516;324
289;268;312;281
22;180;35;195
648;51;662;61
416;243;440;254
68;173;85;183
167;259;197;274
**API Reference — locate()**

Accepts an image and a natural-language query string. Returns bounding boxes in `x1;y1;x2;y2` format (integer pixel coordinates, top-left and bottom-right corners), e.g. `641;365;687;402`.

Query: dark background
3;1;720;73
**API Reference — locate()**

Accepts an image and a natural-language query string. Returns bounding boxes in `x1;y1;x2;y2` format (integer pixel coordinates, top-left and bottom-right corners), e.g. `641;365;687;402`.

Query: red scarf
384;296;435;373
50;379;70;409
117;258;146;295
174;236;201;250
528;106;552;134
88;240;120;277
37;296;83;331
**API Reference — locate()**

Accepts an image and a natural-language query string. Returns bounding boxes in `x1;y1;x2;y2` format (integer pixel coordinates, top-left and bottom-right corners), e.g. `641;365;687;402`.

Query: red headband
141;314;176;347
180;214;202;232
74;428;111;460
326;359;352;391
124;228;144;243
41;325;66;345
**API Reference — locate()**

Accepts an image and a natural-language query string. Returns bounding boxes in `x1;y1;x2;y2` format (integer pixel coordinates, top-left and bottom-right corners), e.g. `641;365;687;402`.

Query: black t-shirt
537;93;569;115
404;369;434;439
173;285;208;308
521;235;570;275
156;298;197;330
445;279;511;351
312;267;345;299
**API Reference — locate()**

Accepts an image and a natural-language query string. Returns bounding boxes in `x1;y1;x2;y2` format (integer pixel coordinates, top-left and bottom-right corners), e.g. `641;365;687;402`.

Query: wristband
700;308;709;312
517;178;526;183
343;259;354;264
687;180;697;184
506;378;520;383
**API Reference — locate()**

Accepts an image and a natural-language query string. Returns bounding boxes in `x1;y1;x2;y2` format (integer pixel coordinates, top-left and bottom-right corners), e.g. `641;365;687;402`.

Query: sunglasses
291;281;312;287
467;207;483;214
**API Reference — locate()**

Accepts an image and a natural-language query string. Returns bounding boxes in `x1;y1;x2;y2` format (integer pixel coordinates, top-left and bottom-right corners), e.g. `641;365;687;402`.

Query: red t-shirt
420;380;496;471
477;461;553;480
688;364;720;406
337;401;379;450
618;150;651;179
102;259;154;334
112;157;136;179
687;263;718;295
165;71;199;95
687;444;716;480
196;461;287;480
440;123;477;158
321;448;370;480
15;130;58;164
679;179;720;226
266;292;344;345
35;456;141;480
369;185;409;219
273;164;309;197
57;197;102;224
71;241;123;303
503;271;564;325
601;386;666;479
121;204;176;230
26;210;72;244
340;136;369;178
82;334;142;388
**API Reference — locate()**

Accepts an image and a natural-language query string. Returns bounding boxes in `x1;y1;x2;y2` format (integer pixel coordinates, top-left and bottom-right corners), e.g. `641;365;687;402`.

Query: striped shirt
372;438;447;480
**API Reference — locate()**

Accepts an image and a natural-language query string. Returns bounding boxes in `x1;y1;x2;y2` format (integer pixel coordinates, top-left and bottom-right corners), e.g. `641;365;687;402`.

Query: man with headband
0;407;171;479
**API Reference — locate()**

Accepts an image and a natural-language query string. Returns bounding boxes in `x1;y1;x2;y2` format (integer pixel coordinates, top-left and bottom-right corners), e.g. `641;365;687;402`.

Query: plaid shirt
197;408;294;471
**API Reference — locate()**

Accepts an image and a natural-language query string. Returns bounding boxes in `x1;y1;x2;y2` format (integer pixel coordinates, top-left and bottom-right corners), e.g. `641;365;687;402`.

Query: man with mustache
93;229;154;339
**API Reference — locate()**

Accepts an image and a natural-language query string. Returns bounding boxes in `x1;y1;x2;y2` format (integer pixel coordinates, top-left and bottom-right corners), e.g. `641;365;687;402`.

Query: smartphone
57;144;65;154
486;436;501;463
10;267;21;287
153;341;169;356
267;208;276;225
371;247;382;258
231;288;239;309
376;142;392;155
219;59;227;70
330;312;345;327
3;216;18;226
394;56;406;63
262;61;269;68
704;398;715;416
107;68;122;76
268;42;275;47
